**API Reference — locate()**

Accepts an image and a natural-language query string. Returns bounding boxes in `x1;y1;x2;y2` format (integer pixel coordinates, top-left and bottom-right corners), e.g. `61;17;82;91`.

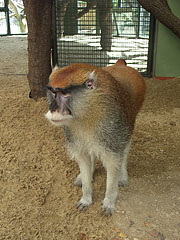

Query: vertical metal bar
118;0;121;8
96;7;100;35
5;0;10;35
147;14;156;77
113;11;119;36
137;3;140;39
52;0;58;67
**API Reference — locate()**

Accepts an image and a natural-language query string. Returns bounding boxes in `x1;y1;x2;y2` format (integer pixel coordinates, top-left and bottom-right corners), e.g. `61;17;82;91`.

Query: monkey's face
45;87;73;126
45;64;97;127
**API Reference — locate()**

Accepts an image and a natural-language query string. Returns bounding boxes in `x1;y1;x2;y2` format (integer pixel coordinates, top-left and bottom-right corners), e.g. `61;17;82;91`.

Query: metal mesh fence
55;0;153;75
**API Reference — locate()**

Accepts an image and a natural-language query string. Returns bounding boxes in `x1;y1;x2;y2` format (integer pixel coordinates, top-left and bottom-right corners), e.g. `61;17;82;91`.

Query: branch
75;1;96;20
137;0;180;39
9;0;26;32
161;0;171;11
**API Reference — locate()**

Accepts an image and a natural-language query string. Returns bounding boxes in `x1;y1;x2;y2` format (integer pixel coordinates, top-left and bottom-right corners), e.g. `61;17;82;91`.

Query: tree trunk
56;0;73;37
137;0;180;39
23;0;53;100
97;0;113;51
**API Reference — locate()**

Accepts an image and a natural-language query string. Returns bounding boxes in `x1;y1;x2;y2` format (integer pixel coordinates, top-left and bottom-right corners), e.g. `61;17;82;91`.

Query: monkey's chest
64;128;102;156
64;124;130;158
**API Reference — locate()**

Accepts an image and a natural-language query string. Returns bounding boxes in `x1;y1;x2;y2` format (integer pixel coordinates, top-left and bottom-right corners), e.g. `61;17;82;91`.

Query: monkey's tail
116;59;127;66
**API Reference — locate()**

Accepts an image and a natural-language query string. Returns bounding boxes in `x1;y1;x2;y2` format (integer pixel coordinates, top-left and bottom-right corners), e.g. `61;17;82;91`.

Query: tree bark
97;0;113;51
23;0;53;100
137;0;180;39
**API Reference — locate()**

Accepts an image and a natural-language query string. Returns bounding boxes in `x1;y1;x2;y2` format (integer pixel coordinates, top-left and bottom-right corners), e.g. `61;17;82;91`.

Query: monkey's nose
63;110;70;115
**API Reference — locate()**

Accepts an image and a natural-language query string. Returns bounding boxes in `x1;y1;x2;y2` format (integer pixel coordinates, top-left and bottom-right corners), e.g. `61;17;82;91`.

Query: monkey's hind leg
101;154;121;216
74;155;95;187
75;153;93;210
118;139;131;187
102;140;131;215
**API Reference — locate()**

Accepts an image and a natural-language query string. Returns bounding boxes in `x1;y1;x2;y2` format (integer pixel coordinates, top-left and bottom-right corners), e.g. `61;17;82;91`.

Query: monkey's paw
118;173;128;187
102;198;115;216
77;197;92;211
118;178;128;187
74;174;82;187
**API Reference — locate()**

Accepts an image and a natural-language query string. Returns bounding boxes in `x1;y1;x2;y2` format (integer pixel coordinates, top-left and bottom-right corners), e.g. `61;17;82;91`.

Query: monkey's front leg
76;153;93;210
74;155;95;187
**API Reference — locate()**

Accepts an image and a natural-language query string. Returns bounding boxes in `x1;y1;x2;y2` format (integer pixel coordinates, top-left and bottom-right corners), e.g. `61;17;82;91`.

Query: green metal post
52;0;58;67
5;0;11;35
147;15;156;77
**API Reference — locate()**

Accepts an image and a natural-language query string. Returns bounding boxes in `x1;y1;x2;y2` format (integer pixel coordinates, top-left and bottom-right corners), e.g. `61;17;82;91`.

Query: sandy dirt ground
0;36;180;240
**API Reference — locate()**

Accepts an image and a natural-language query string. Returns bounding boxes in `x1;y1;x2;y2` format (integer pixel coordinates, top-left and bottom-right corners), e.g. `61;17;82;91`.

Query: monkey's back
103;60;146;114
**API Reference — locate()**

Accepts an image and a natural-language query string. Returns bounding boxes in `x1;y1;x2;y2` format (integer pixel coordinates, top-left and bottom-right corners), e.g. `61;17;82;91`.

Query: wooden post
97;0;113;51
23;0;53;99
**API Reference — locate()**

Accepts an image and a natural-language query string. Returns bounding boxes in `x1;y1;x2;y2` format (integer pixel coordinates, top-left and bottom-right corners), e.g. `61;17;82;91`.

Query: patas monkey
45;60;146;215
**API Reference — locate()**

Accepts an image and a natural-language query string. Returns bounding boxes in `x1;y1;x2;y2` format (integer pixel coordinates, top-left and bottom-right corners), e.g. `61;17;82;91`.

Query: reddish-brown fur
103;60;146;114
49;60;146;118
49;63;97;89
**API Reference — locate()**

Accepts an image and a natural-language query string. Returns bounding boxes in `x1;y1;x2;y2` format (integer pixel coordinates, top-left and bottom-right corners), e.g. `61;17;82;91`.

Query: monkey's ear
52;65;59;72
86;71;97;90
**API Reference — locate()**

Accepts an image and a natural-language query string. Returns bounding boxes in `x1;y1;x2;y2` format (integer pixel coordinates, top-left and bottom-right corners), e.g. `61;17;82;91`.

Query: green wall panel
155;0;180;77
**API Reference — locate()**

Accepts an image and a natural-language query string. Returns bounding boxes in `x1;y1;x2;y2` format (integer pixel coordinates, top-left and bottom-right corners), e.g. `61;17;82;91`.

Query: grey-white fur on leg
119;139;131;187
74;155;95;187
101;154;121;216
75;152;93;210
100;139;131;215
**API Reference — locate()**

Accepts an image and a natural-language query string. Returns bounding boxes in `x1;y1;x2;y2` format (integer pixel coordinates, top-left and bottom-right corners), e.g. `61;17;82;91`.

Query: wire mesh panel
55;0;154;75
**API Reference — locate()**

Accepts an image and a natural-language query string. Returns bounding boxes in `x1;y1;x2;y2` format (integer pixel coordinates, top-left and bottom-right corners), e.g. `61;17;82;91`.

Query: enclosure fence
53;0;155;76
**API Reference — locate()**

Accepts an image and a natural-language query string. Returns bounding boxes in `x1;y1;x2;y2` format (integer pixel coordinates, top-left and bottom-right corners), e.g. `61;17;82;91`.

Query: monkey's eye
62;93;70;98
61;90;68;96
59;90;71;98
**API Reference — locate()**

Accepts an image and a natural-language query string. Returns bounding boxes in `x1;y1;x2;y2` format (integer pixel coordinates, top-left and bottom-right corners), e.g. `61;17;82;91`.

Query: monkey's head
45;63;99;126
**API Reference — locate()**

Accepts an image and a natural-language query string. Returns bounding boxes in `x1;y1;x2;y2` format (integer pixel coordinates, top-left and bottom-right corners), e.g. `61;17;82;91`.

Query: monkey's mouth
45;110;73;126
